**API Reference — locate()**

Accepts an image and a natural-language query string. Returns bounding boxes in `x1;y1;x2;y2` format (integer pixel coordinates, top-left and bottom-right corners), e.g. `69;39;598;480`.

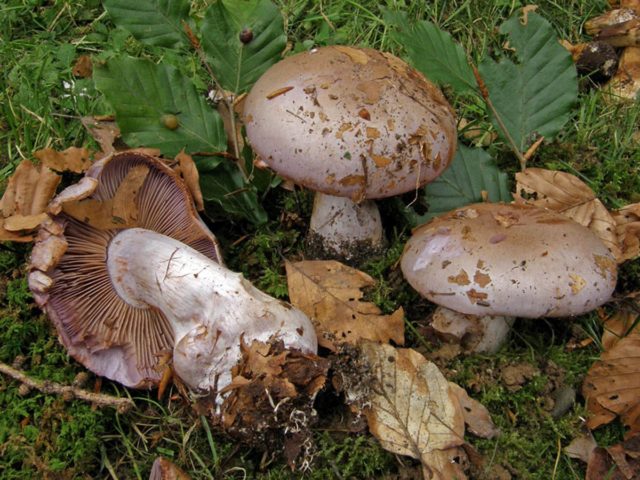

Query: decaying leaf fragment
586;434;640;480
62;164;149;229
0;160;61;242
448;382;499;439
149;457;191;480
174;151;204;211
614;203;640;261
81;116;121;157
34;146;92;174
583;324;640;432
605;46;640;101
285;260;405;351
601;302;639;350
358;342;467;480
515;168;621;260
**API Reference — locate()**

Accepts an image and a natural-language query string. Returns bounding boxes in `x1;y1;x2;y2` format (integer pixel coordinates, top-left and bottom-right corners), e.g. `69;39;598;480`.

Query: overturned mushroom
401;203;618;352
243;46;457;261
28;152;318;394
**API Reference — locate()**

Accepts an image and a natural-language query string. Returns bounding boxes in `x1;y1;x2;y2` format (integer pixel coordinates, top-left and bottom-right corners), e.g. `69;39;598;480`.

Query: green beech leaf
201;0;286;94
94;56;226;157
384;10;477;94
406;144;511;226
103;0;191;48
478;10;578;153
197;159;268;225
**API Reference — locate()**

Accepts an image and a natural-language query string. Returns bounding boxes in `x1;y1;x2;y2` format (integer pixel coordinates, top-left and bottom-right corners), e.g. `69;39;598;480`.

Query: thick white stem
309;193;384;260
107;228;317;392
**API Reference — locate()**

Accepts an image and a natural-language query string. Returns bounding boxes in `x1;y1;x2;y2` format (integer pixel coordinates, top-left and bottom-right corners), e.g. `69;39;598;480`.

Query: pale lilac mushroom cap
28;152;224;388
243;45;457;200
401;202;618;319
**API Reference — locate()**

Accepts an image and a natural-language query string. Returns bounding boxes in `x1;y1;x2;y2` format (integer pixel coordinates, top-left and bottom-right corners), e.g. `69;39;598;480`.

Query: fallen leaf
565;432;597;464
81;116;120;156
34;147;92;173
583;324;640;431
605;46;640;101
175;151;204;211
72;55;93;78
149;457;191;480
515;168;621;260
62;165;149;229
613;203;640;261
586;434;640;480
356;342;467;479
602;305;639;350
285;260;405;351
449;382;499;439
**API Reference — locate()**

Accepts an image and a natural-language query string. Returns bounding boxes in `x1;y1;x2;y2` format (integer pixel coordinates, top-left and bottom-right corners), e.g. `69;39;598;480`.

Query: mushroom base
307;193;385;264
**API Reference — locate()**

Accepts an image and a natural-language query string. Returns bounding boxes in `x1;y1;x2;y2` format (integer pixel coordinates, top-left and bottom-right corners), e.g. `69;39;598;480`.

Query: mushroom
28;152;318;393
243;45;457;261
401;203;618;352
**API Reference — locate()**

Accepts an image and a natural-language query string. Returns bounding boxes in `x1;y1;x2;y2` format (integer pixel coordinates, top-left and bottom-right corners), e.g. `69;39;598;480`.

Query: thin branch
472;65;528;172
0;362;134;412
182;21;247;180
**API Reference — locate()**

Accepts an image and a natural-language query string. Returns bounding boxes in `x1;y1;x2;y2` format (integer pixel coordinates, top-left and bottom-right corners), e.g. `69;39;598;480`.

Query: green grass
1;0;639;478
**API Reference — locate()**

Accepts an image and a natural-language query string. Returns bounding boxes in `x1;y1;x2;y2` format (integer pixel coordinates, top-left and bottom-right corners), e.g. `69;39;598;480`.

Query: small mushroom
243;46;457;261
401;203;618;352
29;152;317;393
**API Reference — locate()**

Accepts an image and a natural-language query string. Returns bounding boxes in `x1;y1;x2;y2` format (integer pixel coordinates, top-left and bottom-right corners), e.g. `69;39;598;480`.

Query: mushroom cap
401;203;618;318
243;46;457;201
29;152;222;388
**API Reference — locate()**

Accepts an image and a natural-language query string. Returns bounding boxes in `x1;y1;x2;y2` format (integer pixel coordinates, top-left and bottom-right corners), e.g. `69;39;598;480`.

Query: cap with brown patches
243;46;456;200
401;203;617;318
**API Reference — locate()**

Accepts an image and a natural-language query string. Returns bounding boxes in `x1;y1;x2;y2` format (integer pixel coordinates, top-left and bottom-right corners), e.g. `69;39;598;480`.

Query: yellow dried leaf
515;168;621;261
175;150;204;211
285;260;405;351
62;165;149;230
358;342;466;479
614;203;640;261
34;147;91;173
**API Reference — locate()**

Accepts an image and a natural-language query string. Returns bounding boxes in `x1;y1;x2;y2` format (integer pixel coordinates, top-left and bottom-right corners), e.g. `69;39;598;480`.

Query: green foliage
479;10;578;153
94;56;227;157
404;144;511;225
201;0;287;94
384;9;477;94
103;0;192;48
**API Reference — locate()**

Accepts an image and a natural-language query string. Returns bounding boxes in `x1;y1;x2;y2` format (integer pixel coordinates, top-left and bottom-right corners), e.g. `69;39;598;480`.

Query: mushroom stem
107;228;317;392
308;192;384;261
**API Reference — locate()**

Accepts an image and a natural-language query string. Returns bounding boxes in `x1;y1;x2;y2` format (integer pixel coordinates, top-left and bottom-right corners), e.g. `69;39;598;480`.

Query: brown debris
501;363;540;391
614;203;640;261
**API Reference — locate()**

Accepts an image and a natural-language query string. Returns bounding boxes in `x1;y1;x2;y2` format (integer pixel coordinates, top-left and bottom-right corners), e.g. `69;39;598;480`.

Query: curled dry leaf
81;116;120;157
515;168;621;261
448;382;499;439
357;342;467;480
174;150;204;211
613;203;640;261
34;147;92;174
605;46;640;101
583;324;640;432
285;260;404;351
0;160;61;242
62;164;149;230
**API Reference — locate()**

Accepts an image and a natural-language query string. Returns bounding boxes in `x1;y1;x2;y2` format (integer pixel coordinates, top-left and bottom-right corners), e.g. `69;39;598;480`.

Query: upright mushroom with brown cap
243;45;457;261
401;203;618;352
29;152;318;394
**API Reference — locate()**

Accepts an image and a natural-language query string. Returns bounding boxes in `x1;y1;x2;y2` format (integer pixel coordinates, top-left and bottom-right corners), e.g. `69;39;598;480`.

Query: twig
0;361;134;412
182;21;247;180
472;65;528;172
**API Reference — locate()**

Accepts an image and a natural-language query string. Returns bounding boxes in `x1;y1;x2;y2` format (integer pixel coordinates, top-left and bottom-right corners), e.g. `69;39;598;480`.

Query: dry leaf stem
0;361;134;412
182;21;247;180
472;65;528;171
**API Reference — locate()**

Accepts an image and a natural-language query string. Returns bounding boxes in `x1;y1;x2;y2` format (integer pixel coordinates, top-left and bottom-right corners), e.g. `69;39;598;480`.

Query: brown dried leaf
175;150;204;211
583;324;640;432
149;457;191;480
605;46;640;101
62;165;149;230
285;260;405;351
565;432;597;463
72;55;93;78
614;203;640;261
602;307;639;350
358;342;466;480
586;434;640;480
81;116;120;156
34;147;91;173
515;168;621;260
449;382;499;439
